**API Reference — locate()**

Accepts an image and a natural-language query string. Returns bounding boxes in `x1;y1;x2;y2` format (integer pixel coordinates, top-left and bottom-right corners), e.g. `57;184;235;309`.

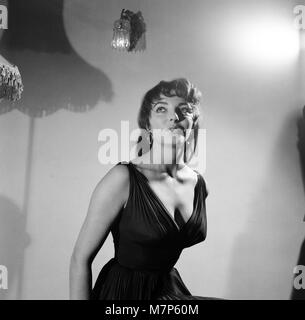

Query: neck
141;141;186;177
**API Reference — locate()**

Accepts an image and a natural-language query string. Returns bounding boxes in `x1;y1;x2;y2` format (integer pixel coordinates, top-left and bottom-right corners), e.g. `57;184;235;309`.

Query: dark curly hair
136;78;202;163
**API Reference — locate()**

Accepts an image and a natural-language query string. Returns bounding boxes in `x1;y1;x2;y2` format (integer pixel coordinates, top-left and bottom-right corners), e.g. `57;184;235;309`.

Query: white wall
0;0;304;299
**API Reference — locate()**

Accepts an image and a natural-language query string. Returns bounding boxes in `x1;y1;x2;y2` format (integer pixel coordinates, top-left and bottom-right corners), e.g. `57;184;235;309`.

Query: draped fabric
91;161;212;300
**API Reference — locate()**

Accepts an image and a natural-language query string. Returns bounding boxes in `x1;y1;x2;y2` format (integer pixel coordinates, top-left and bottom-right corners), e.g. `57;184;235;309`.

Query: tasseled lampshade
0;63;23;101
111;17;131;51
111;9;146;52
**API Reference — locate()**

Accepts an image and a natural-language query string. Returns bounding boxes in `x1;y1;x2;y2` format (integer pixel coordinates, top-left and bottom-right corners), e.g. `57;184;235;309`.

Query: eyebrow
152;101;168;106
152;101;189;108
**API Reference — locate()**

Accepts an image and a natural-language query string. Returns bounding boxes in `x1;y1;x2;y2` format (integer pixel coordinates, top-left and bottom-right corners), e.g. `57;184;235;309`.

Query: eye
179;105;193;115
154;106;167;113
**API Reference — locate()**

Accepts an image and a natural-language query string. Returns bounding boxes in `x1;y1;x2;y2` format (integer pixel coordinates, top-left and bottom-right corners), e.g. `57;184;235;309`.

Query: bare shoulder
184;166;208;196
91;163;130;206
97;163;129;186
187;167;208;198
183;165;200;184
105;162;130;181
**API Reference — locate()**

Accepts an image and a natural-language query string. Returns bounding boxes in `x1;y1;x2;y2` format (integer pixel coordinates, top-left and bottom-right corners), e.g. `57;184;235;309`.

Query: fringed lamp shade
111;18;131;50
0;64;23;101
111;9;146;52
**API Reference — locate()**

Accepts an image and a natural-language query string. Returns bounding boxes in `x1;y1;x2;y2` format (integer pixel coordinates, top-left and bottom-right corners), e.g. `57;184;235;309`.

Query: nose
170;108;185;122
169;112;179;122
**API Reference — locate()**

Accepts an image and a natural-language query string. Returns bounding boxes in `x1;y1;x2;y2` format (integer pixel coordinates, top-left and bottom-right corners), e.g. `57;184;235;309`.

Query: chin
172;136;186;146
153;129;186;147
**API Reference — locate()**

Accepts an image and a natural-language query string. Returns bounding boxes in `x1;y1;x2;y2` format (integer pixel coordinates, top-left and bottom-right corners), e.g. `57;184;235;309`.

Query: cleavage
148;178;194;224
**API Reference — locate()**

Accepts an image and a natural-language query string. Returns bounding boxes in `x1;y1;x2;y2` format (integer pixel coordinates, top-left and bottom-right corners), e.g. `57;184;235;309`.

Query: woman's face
148;94;195;146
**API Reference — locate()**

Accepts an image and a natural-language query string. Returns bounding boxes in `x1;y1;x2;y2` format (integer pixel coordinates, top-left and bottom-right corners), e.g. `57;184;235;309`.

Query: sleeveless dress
91;161;211;300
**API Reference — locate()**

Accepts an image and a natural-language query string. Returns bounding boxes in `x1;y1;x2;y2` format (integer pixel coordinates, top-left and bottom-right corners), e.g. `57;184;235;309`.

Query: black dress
91;161;212;300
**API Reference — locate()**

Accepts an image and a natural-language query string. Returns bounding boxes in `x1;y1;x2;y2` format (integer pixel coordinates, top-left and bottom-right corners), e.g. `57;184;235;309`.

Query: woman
70;78;212;300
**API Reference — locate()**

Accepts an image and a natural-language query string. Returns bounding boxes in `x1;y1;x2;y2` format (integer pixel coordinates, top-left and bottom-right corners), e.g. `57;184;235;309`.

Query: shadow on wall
0;0;113;117
291;105;305;300
0;196;30;300
0;0;114;299
225;109;305;299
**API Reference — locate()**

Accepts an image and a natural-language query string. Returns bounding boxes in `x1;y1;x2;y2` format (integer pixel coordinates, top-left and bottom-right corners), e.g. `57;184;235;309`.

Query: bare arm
69;164;129;300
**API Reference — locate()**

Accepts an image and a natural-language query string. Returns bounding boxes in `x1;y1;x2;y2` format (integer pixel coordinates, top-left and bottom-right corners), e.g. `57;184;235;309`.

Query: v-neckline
128;161;200;232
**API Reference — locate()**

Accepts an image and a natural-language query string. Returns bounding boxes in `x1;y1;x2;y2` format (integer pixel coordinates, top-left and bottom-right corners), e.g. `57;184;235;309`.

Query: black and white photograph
0;0;305;306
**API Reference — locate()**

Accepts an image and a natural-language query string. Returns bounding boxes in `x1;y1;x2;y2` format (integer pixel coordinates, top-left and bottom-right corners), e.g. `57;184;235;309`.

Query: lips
169;125;186;133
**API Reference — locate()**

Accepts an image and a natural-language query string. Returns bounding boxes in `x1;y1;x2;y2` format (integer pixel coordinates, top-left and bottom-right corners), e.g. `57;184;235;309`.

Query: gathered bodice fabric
91;161;209;300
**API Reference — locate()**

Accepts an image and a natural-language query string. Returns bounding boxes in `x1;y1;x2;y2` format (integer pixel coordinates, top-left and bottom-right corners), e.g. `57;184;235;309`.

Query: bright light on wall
228;15;299;70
